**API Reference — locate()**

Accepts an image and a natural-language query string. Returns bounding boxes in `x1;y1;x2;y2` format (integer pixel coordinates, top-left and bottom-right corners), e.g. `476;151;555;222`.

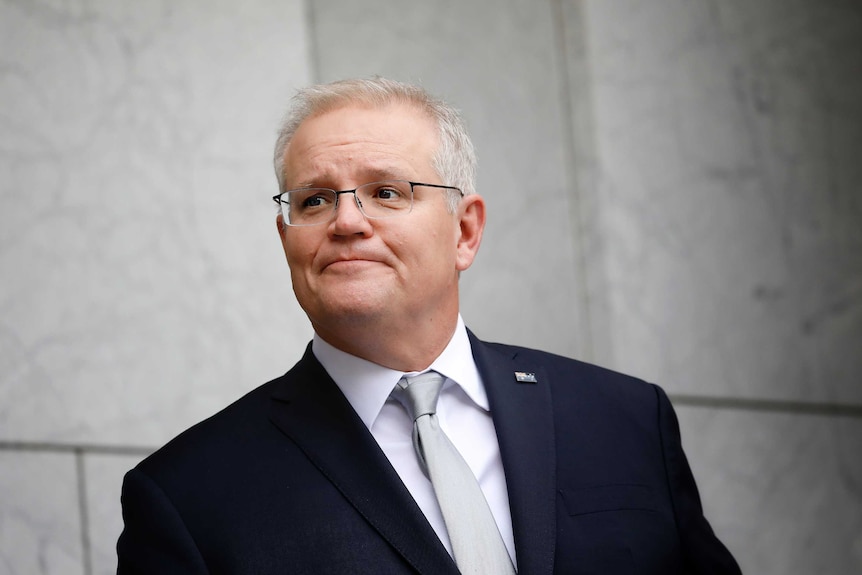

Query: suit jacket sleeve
655;385;741;574
117;468;210;575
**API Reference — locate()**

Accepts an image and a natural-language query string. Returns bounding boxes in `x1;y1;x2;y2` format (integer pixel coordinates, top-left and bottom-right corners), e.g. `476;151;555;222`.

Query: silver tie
397;372;516;574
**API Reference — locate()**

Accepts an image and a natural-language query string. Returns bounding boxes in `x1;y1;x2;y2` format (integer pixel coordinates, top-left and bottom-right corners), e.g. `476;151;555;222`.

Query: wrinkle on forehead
293;164;416;190
283;103;440;189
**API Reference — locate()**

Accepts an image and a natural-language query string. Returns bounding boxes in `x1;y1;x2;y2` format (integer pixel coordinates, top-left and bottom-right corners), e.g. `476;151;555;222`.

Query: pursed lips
320;255;386;272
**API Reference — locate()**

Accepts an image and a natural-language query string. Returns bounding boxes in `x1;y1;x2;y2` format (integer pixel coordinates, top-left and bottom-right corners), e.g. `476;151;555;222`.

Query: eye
373;184;405;201
288;189;334;211
302;194;330;208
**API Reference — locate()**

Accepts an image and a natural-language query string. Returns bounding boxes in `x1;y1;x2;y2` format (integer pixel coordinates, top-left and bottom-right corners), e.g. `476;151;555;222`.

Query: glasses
273;180;463;227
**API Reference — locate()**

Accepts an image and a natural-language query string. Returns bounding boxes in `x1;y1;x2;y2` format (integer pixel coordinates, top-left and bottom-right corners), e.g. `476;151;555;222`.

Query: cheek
283;246;319;291
283;232;315;265
415;231;458;273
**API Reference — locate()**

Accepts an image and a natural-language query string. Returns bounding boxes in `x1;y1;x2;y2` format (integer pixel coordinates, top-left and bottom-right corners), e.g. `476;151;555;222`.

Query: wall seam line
76;448;93;575
304;0;322;84
551;0;597;363
669;394;862;418
0;442;154;456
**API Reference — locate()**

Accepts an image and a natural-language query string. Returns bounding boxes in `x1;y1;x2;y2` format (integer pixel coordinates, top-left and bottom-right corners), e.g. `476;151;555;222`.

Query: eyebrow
294;165;411;190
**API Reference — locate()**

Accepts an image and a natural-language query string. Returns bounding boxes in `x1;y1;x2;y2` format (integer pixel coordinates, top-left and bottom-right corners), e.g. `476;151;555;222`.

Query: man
117;77;741;574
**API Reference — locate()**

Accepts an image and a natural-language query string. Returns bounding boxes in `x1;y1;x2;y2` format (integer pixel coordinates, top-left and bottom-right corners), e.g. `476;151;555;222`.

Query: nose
330;191;372;236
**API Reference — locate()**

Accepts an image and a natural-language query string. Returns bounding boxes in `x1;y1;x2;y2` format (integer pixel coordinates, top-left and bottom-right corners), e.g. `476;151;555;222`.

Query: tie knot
397;371;445;421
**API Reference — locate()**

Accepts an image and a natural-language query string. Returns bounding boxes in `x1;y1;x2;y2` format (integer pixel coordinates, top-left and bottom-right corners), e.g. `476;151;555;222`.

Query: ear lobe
455;194;486;272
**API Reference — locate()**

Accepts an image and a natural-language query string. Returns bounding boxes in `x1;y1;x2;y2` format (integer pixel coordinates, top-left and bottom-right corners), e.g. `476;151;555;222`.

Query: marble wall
0;1;312;572
1;0;860;573
565;1;862;571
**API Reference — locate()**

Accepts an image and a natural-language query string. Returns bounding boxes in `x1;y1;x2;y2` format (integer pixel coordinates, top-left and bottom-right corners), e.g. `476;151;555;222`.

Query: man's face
277;103;483;357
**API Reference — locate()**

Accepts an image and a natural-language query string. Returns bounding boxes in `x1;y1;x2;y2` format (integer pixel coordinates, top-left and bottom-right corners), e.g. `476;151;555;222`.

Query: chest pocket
555;484;682;575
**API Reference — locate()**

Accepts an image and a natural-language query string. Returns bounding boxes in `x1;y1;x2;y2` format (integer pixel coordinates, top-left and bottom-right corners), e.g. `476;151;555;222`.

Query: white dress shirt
312;316;517;566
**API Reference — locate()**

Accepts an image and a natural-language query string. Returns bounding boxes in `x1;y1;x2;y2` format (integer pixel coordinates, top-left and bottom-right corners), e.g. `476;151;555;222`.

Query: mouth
322;258;383;272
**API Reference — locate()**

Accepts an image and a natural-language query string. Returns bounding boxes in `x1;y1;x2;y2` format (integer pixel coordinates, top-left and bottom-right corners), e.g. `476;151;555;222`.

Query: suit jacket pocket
560;484;659;516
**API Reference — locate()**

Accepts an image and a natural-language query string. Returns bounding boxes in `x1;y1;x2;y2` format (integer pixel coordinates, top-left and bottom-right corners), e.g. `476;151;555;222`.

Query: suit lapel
470;333;557;575
268;346;459;575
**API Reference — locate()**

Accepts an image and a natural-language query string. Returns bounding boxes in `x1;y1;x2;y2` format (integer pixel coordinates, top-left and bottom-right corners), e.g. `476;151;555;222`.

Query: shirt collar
312;315;487;429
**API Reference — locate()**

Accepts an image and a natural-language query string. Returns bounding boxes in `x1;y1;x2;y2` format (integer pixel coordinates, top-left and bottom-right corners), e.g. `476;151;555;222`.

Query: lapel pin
514;371;538;383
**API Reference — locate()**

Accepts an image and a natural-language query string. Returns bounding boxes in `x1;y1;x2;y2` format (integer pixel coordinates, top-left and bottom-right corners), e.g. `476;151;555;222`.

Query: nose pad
334;191;363;217
331;190;370;230
347;192;364;212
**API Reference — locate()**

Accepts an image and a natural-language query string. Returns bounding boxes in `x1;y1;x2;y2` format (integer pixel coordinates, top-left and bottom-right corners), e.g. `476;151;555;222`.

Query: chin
308;292;393;325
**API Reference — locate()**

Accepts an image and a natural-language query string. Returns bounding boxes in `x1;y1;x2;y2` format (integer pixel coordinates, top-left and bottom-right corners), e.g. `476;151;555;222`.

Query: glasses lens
356;181;413;219
285;188;336;226
280;181;415;226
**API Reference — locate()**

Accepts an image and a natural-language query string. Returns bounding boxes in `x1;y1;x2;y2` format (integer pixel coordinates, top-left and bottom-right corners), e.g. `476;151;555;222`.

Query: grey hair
273;77;477;211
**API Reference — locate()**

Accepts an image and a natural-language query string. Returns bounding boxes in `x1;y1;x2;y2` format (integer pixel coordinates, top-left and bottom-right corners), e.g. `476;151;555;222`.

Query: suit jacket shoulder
119;344;459;575
469;334;740;575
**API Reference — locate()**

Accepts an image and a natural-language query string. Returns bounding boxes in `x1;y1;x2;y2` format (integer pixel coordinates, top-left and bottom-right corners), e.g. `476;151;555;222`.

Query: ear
455;194;486;272
276;214;290;259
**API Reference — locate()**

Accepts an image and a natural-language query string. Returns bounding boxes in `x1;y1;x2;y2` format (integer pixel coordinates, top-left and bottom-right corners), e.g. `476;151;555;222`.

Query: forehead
284;102;439;186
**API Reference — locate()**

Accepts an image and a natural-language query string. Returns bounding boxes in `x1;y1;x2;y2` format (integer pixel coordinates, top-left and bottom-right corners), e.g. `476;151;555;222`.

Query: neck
312;312;460;372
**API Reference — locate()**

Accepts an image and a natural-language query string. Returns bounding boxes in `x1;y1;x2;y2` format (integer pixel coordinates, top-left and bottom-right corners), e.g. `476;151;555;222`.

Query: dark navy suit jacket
117;333;741;574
